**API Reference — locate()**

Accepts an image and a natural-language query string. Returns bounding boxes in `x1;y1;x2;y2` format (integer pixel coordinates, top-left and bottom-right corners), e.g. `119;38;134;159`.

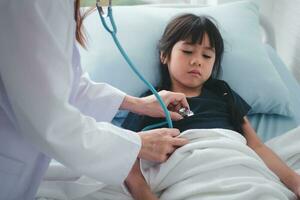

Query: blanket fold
37;128;300;200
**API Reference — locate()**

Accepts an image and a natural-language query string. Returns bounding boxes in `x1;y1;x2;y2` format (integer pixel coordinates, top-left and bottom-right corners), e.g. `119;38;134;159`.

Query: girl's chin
182;83;203;89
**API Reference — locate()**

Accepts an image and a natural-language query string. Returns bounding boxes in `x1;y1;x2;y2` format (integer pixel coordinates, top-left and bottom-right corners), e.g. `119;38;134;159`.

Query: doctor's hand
137;128;188;163
121;91;189;121
140;90;189;120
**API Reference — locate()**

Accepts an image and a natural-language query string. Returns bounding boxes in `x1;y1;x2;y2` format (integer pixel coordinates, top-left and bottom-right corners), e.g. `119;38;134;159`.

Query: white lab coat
0;1;141;200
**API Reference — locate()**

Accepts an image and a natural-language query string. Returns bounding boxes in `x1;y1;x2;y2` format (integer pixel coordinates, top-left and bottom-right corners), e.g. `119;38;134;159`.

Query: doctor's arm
0;0;140;185
72;70;188;122
71;70;188;122
70;71;127;122
242;117;300;197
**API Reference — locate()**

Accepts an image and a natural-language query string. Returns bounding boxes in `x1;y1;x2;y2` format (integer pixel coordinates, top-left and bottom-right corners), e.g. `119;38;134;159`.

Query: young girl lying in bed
122;14;300;200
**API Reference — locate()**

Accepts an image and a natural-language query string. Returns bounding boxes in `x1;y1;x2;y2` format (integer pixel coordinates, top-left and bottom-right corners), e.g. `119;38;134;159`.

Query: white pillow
79;1;291;116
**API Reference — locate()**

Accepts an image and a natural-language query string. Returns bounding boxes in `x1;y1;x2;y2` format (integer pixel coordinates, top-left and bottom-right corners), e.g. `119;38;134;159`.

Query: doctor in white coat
0;1;189;200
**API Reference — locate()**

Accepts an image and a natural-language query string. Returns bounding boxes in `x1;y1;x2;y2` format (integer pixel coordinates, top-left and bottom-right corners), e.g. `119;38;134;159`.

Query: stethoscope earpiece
96;0;117;34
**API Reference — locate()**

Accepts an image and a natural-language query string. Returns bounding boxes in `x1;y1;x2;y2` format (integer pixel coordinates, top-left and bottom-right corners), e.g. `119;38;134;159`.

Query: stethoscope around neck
96;0;116;34
95;0;174;130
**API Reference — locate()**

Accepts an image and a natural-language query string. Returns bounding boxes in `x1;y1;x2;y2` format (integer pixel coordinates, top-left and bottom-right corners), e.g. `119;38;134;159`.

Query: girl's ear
160;52;168;64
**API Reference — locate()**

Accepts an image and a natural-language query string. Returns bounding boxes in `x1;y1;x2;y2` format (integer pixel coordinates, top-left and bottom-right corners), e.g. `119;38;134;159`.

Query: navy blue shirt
122;86;251;133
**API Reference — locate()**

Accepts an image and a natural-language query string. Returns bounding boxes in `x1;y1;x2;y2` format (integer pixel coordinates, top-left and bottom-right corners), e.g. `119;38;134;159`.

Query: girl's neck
171;85;203;97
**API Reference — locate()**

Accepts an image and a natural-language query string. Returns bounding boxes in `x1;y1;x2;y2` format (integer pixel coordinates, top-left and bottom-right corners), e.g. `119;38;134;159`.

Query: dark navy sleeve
230;89;251;117
121;90;153;131
121;112;144;132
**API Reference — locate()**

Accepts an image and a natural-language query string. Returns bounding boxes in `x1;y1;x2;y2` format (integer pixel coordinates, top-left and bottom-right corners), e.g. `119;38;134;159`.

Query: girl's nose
190;58;201;67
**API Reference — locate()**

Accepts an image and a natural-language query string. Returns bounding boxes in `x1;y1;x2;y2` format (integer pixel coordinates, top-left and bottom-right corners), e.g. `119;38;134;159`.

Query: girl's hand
296;188;300;200
294;175;300;199
294;186;300;200
290;174;300;199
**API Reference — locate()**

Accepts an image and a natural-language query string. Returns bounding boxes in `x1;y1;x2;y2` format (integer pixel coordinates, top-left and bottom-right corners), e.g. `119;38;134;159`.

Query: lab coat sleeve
0;0;140;185
70;72;125;122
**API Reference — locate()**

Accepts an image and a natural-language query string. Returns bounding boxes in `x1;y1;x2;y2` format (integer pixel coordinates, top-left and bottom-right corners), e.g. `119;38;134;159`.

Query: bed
36;1;300;199
248;44;300;142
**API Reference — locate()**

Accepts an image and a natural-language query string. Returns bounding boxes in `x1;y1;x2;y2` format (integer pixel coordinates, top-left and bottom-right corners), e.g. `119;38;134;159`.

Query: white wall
218;0;300;83
261;0;300;84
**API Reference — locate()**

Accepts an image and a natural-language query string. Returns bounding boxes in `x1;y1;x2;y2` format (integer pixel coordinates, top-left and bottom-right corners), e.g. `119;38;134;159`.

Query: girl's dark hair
205;79;244;134
158;14;245;134
158;14;224;90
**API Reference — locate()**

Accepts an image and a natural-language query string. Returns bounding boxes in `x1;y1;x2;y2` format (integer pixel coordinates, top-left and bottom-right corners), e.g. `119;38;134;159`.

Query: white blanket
36;127;300;200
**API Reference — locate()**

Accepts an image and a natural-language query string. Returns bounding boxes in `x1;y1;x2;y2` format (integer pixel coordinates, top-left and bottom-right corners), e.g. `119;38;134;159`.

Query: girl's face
162;33;216;96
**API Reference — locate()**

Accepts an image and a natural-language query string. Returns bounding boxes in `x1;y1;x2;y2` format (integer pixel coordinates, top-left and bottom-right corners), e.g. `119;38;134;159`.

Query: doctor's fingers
163;129;189;146
159;90;189;110
160;128;181;137
156;146;177;162
169;111;184;121
166;104;183;120
160;140;187;162
170;137;189;147
161;129;188;147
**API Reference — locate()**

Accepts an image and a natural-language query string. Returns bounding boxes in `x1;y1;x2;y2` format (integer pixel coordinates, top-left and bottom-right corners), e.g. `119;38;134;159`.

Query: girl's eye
182;50;192;54
203;54;212;59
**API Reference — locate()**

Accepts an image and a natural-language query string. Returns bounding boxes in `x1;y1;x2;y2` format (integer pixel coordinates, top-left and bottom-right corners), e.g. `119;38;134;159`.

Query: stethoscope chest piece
179;107;194;118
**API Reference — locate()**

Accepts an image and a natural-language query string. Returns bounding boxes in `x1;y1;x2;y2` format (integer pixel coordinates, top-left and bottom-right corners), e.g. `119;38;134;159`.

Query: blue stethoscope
96;0;173;130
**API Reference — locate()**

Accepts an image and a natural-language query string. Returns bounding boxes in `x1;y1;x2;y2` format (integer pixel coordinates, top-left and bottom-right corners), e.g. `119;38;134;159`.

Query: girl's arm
125;160;158;200
242;117;300;197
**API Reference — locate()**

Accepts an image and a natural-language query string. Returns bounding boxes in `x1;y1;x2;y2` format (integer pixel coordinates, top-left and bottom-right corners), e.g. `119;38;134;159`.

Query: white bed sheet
36;127;300;200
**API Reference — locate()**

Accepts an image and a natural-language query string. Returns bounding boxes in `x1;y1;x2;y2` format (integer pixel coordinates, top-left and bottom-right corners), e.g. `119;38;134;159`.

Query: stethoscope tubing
96;2;173;129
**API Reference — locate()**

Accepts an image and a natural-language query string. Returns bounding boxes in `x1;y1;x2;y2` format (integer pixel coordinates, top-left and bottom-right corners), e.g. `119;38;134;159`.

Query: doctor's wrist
120;95;144;115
